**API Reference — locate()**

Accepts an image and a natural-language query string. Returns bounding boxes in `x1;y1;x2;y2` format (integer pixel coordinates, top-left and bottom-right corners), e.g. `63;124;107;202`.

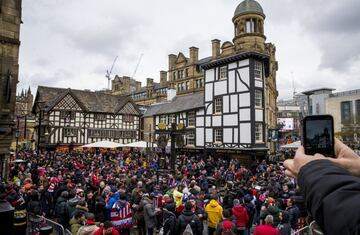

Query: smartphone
302;115;335;156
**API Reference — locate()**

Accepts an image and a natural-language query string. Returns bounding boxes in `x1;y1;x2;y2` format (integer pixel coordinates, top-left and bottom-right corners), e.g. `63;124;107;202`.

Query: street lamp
15;129;20;159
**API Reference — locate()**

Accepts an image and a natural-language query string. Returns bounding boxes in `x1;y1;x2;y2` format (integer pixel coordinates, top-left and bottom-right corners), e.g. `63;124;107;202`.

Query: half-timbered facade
200;53;269;155
33;86;141;150
144;92;204;149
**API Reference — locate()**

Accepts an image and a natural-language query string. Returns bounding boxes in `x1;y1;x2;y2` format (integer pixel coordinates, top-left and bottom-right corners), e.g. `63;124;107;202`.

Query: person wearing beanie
162;199;177;235
176;201;203;235
110;193;133;234
214;210;236;235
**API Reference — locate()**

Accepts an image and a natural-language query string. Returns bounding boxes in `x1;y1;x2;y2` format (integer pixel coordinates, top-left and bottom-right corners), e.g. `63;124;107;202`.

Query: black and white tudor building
145;52;269;158
33;86;141;150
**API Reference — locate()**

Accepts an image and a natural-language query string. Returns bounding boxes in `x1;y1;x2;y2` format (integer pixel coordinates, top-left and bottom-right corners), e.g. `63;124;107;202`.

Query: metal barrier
291;221;324;235
36;215;66;235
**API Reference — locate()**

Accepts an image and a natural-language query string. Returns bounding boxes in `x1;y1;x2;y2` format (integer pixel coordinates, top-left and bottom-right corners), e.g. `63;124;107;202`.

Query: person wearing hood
176;201;203;235
76;213;99;235
55;190;69;229
231;199;249;234
67;191;80;219
277;211;291;235
205;194;223;235
70;211;85;235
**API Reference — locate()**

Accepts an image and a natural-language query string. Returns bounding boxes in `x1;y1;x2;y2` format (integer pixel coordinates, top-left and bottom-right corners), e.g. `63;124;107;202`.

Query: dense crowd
0;150;305;235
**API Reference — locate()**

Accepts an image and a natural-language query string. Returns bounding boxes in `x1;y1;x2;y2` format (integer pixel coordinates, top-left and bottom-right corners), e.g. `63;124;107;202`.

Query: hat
223;221;232;230
24;183;32;191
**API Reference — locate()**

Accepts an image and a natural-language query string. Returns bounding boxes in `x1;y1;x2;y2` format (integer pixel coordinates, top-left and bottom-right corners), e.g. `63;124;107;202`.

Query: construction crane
131;53;143;79
105;56;118;90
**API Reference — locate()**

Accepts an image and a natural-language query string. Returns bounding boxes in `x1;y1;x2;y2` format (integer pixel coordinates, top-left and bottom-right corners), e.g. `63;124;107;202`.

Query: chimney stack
146;78;154;87
189;47;199;64
136;81;142;91
160;71;167;87
168;54;177;71
211;39;221;58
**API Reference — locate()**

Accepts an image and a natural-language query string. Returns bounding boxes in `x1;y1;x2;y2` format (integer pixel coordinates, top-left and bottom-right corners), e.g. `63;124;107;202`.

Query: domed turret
232;0;266;52
234;0;264;18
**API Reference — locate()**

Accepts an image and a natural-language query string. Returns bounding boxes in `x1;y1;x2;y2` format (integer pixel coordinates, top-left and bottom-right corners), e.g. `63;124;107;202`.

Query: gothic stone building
33;86;141;150
0;0;22;178
144;0;278;156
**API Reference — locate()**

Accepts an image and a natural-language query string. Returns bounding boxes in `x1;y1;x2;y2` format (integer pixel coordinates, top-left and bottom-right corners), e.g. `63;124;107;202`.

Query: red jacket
92;227;120;235
232;205;249;228
253;224;280;235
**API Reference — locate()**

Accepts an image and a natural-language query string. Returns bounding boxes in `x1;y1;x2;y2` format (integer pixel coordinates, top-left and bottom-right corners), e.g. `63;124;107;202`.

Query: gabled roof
33;86;140;115
143;92;204;117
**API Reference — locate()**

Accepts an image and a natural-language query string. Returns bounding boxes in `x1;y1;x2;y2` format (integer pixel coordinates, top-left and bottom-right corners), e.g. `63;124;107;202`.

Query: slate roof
34;86;138;114
143;92;204;117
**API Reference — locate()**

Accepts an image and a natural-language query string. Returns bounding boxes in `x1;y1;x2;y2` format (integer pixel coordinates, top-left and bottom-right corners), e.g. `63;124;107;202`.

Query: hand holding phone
302;115;335;157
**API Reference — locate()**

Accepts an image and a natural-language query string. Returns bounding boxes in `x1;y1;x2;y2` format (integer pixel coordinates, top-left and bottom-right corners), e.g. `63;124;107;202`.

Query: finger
295;146;305;156
285;169;297;178
283;159;293;170
314;153;326;159
334;138;347;157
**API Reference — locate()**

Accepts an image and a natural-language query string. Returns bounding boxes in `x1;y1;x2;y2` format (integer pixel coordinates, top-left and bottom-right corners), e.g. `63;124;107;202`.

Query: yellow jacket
205;199;223;228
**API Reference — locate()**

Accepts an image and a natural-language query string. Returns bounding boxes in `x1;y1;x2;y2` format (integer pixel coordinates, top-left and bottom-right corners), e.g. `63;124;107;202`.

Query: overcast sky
19;0;360;100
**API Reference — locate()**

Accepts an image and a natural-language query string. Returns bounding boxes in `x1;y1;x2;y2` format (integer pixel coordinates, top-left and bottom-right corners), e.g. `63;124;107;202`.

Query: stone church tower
0;0;22;178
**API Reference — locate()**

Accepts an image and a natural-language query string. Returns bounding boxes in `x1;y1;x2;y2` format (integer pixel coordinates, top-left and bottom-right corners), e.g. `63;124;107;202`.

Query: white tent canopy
81;140;125;148
280;140;301;149
124;141;157;148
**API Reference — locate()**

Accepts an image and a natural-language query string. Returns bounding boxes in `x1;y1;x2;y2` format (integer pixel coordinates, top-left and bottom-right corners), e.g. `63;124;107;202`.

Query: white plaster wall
240;123;251;143
239;108;250;121
206;69;214;82
197;109;204;115
206;103;213;115
255;109;263;121
223;114;238;126
223;95;229;113
223;128;233;143
205;83;213;102
206;116;211;127
234;128;238;143
213;115;222;126
231;94;238;112
238;67;249;87
196;116;204;126
196;128;204;146
238;59;249;67
228;62;237;69
214;80;227;96
239;93;250;107
206;128;213;142
228;70;236;93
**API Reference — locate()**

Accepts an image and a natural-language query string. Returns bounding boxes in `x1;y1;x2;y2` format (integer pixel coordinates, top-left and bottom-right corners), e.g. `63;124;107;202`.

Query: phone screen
303;115;334;156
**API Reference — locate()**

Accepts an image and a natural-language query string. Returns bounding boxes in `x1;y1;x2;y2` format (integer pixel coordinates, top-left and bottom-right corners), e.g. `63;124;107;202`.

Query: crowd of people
1;149;306;235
